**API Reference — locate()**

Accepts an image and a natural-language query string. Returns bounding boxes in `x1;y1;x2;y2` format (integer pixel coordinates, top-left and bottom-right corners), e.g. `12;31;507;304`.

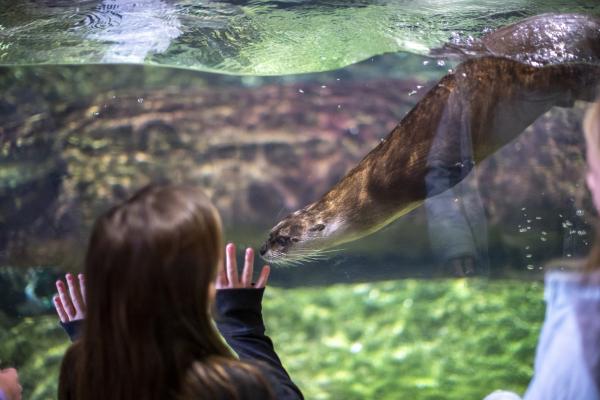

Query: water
1;1;599;399
1;0;600;74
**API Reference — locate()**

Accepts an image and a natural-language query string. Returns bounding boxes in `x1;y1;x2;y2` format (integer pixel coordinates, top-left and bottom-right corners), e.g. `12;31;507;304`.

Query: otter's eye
276;236;290;246
309;224;325;232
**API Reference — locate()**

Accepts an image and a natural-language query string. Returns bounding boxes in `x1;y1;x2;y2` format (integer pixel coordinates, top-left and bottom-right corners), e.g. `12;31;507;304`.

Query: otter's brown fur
260;56;600;264
431;13;600;66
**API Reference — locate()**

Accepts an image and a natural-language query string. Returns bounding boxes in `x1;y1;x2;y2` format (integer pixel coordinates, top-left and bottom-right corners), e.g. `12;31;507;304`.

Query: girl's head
85;184;223;337
65;184;263;400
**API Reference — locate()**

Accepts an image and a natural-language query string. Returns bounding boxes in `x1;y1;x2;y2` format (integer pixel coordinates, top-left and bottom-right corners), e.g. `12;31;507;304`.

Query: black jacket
60;288;303;400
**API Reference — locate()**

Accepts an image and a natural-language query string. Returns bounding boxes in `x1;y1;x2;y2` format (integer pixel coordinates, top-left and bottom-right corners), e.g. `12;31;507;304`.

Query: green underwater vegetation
1;278;544;399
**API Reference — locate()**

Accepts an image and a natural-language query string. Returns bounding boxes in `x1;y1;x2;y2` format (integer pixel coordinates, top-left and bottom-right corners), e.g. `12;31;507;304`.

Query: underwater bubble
562;220;573;228
578;230;587;236
526;254;532;259
423;60;429;66
519;228;527;233
536;217;542;220
540;237;547;242
437;60;445;66
321;85;327;89
527;226;532;230
408;90;417;96
337;105;342;109
576;209;584;217
137;97;144;103
527;219;532;223
298;89;304;94
527;265;534;270
521;207;527;211
541;231;547;235
416;85;423;90
350;342;363;353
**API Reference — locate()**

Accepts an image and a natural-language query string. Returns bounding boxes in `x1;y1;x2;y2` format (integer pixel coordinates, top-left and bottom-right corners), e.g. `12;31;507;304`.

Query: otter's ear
309;224;325;232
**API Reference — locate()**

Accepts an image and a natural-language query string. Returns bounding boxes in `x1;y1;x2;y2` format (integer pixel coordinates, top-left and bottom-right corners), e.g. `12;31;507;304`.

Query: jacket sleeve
215;288;304;400
60;319;84;342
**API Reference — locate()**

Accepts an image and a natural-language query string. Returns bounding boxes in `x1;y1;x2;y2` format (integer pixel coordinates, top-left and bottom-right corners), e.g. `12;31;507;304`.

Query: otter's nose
259;243;267;256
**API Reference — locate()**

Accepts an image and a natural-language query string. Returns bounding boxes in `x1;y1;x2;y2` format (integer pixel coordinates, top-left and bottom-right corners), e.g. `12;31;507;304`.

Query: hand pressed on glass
216;243;270;289
0;368;22;400
53;273;86;323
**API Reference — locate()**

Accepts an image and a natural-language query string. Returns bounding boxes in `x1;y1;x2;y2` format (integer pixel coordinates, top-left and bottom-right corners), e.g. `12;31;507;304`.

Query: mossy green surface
2;278;544;399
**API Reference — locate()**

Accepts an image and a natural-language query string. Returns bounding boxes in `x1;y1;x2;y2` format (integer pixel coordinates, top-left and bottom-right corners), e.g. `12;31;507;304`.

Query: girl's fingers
255;265;270;289
57;280;76;320
241;248;254;287
225;243;239;287
78;274;87;307
67;274;84;316
53;295;68;323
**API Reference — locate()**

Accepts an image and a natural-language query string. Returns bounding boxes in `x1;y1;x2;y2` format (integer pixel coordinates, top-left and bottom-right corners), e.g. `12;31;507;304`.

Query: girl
54;185;303;400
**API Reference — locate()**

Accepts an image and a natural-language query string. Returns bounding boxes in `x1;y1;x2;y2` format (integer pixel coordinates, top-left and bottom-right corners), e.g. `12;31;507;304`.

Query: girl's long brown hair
58;185;273;400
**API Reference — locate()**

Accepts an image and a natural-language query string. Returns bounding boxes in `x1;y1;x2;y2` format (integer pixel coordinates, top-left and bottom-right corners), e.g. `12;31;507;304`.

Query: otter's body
260;57;600;264
260;13;600;265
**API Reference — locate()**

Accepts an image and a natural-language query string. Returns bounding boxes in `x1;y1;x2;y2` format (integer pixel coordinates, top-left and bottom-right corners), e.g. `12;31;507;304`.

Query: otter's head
259;206;345;266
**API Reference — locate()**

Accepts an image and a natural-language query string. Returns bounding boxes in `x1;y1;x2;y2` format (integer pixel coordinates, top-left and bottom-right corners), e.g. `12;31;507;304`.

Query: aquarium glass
1;1;599;399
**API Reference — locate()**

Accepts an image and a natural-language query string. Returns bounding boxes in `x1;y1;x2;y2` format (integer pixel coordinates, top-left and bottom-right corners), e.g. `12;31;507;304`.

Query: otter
430;13;600;66
260;56;600;265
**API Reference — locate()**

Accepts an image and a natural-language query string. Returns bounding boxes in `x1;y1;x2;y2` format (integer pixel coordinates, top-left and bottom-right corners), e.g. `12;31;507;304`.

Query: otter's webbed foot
445;255;477;277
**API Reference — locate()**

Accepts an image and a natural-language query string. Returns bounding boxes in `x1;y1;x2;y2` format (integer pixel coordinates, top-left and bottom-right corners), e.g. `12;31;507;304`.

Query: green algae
1;278;544;399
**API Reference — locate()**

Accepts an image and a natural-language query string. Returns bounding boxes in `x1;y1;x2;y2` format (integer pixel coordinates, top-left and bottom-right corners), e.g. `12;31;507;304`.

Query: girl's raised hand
216;243;270;289
53;273;86;323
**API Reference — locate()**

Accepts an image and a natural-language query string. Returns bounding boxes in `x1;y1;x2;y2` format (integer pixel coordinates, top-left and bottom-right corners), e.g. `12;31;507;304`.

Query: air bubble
298;89;304;94
137;98;144;104
437;60;446;66
526;254;533;259
576;209;584;217
527;265;534;270
408;90;417;96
